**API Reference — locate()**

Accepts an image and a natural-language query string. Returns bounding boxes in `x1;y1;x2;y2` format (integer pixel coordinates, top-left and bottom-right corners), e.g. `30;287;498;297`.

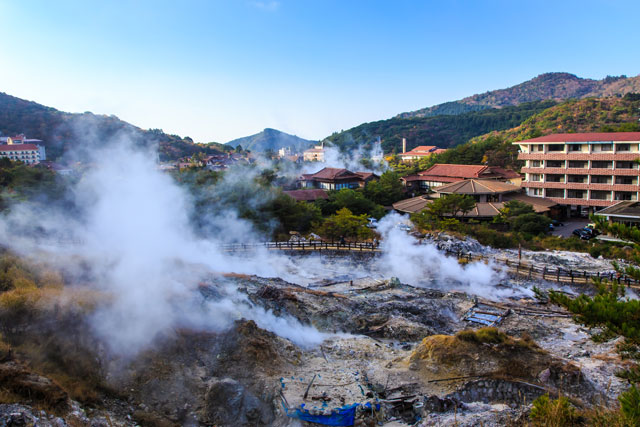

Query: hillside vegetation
398;72;640;118
325;100;556;154
0;92;232;161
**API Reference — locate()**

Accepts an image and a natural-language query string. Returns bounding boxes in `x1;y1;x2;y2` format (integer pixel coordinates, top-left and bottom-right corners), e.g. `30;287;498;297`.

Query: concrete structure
517;132;640;215
402;164;521;192
300;167;378;190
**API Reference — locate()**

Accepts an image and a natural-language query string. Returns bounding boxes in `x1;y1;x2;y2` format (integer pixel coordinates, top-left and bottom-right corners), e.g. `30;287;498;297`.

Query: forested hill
399;93;640;174
398;73;640;119
225;128;315;153
324;100;557;154
0;92;232;161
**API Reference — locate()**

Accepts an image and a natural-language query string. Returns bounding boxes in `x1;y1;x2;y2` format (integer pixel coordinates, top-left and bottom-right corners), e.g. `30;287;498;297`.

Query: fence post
584;271;587;283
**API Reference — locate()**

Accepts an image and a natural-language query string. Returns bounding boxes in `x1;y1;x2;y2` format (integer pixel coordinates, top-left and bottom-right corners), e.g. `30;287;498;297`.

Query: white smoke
301;140;387;174
0;138;330;355
0;131;518;356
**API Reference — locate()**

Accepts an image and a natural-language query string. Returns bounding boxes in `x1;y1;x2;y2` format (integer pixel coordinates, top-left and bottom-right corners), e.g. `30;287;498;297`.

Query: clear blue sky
1;0;639;143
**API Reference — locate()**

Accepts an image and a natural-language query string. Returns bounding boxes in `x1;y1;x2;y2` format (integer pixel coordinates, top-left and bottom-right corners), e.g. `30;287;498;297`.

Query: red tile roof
518;132;640;143
304;167;361;180
420;164;488;178
283;189;329;202
404;164;521;182
0;144;39;151
400;145;447;157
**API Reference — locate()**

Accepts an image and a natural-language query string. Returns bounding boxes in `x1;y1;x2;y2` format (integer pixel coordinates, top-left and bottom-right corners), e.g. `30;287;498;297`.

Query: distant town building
303;142;325;162
398;139;447;162
516;132;640;215
401;164;521;192
0;144;44;164
278;147;293;158
0;134;46;164
300;167;378;190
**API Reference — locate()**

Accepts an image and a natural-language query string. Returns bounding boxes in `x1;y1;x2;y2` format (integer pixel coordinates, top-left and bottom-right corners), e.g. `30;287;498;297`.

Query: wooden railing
218;240;639;287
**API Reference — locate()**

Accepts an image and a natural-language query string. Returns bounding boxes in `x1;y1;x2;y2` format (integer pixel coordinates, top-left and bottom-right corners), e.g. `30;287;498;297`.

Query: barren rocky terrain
0;236;630;426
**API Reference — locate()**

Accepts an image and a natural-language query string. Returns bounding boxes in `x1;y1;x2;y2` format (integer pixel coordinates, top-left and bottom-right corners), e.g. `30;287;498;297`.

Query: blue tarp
283;402;379;426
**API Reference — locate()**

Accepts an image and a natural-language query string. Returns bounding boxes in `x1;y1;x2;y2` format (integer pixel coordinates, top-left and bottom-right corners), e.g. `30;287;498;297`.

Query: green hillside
0;92;232;161
225;128;315;153
325;100;557;154
398;73;640;119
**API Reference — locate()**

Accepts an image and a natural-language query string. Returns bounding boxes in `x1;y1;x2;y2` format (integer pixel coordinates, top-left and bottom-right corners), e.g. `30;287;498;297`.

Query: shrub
530;394;580;426
619;385;640;425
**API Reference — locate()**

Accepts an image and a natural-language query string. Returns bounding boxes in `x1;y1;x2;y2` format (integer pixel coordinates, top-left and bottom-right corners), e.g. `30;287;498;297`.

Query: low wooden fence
218;241;380;253
218;240;639;287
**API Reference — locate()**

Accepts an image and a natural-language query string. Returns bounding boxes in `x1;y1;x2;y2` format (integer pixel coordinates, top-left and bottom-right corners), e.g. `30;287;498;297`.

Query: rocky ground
0;235;632;426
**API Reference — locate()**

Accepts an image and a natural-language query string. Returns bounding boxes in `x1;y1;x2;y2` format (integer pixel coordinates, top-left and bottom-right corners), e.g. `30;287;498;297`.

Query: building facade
0;144;44;164
300;167;378;190
517;132;640;214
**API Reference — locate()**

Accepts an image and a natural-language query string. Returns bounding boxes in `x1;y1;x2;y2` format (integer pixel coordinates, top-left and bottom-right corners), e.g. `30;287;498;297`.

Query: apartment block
516;132;640;214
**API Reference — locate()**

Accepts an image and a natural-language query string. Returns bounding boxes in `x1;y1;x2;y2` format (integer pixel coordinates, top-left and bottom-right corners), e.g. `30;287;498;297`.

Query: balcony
590;190;612;201
615;192;638;201
545;174;565;183
567;175;588;184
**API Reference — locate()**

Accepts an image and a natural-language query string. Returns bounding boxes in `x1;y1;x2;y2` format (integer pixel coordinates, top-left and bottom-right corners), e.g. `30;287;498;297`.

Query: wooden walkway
219;241;639;288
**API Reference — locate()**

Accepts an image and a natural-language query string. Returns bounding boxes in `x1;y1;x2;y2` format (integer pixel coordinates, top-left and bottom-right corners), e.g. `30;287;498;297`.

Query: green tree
426;194;476;218
315;208;374;241
315;188;385;219
363;170;404;205
510;212;551;235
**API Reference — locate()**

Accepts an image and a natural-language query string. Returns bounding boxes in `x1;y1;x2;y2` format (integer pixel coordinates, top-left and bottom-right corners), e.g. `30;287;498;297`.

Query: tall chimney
402;138;406;154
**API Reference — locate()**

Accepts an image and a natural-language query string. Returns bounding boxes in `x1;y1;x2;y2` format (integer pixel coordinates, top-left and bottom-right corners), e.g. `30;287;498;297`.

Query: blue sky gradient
1;0;639;142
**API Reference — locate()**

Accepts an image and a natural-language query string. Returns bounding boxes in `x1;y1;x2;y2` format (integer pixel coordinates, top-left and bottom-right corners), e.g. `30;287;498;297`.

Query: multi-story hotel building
517;132;640;215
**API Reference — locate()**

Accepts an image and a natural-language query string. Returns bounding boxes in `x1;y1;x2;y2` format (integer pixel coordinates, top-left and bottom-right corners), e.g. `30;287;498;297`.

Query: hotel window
567;190;587;199
591;175;611;184
615;192;637;201
568;144;582;152
616;176;637;185
546;189;565;198
591;161;613;169
590;191;612;201
617;143;631;152
547;144;564;152
531;188;543;196
567;175;587;183
616;161;638;169
546;160;565;168
530;160;542;168
568;160;587;168
531;144;544;152
529;174;541;182
599;144;613;152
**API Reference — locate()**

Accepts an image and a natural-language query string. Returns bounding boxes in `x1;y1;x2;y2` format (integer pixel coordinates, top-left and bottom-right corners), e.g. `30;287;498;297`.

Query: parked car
572;227;596;240
551;220;564;227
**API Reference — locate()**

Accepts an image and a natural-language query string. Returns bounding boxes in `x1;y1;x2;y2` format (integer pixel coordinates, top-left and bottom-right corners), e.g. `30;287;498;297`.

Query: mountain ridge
0;92;232;161
225;128;315;153
397;72;640;119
